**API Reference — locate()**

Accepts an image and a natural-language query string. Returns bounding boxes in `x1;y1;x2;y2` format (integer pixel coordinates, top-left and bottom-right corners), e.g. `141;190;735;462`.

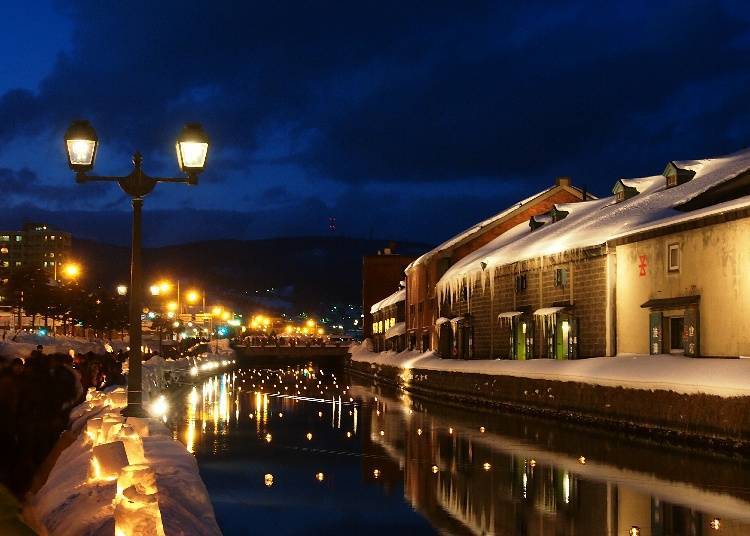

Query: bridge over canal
232;344;351;367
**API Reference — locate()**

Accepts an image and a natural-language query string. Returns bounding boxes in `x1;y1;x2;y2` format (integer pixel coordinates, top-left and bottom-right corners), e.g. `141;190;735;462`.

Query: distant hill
72;236;430;313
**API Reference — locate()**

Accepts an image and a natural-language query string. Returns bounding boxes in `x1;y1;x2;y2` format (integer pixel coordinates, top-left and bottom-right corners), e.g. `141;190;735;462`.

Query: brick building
362;247;416;340
370;288;406;352
436;146;750;360
405;178;591;352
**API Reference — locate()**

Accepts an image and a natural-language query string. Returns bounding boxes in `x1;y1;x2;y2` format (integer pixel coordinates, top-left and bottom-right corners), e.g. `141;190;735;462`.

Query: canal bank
349;345;750;450
166;361;750;535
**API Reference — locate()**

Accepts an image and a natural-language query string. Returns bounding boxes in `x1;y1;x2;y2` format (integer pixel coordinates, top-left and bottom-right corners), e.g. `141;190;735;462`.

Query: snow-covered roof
370;289;406;314
497;311;522;319
435;317;451;326
406;185;589;272
385;321;406;339
437;146;750;303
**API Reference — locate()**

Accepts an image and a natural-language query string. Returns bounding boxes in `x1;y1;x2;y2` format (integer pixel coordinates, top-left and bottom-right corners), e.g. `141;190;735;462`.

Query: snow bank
27;388;221;536
351;344;750;398
0;332;126;360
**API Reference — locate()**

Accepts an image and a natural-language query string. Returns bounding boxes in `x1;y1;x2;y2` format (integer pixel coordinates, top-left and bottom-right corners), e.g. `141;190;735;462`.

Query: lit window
1;262;8;268
0;236;9;241
668;243;680;272
15;236;22;242
15;261;21;267
0;248;7;254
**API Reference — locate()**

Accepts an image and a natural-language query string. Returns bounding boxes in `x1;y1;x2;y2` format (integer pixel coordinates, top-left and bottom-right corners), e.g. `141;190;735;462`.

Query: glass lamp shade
64;120;98;172
176;123;209;174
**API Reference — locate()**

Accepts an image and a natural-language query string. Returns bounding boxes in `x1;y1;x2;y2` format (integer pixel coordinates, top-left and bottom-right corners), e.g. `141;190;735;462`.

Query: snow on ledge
350;344;750;398
370;288;406;314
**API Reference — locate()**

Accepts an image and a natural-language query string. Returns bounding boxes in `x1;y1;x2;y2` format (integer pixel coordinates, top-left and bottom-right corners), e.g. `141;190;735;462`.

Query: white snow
497;311;522;319
533;306;567;316
0;332;126;360
437;146;750;304
26;388;222;535
384;321;406;339
370;288;406;314
350;343;750;398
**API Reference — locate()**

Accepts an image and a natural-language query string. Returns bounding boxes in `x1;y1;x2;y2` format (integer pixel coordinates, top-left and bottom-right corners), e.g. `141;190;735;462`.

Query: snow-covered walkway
351;344;750;398
25;386;221;535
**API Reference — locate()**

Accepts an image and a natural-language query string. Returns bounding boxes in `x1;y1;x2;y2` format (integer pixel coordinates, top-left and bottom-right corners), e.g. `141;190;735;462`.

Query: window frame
667;243;680;272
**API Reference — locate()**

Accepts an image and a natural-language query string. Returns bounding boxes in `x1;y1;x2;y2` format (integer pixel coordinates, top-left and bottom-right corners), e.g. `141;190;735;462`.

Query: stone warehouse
404;179;590;353
433;147;750;359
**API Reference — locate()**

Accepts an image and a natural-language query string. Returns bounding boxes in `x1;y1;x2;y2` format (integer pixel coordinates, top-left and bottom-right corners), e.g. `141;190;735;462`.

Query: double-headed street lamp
64;120;209;416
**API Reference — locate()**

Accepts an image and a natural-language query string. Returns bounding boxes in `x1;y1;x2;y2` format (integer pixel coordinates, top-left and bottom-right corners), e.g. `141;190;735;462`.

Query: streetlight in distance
116;284;128;296
185;290;200;305
65;119;209;417
61;261;82;280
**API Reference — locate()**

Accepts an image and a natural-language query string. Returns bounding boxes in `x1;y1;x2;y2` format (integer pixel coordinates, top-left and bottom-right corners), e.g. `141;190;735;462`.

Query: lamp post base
121;403;149;418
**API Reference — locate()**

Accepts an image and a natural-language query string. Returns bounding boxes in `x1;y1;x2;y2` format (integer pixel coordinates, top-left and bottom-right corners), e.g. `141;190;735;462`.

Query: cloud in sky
1;0;750;244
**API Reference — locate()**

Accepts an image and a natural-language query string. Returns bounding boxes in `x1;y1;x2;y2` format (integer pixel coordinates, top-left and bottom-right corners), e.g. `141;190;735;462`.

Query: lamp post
65;120;209;417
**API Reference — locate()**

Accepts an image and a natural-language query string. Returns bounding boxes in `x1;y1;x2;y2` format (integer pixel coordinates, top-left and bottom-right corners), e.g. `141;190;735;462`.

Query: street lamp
116;285;128;296
185;290;200;305
66;119;209;417
61;261;82;280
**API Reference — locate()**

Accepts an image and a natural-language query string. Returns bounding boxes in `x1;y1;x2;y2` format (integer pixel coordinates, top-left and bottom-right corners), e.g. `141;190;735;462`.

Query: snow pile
350;344;750;398
370;288;406;314
437;146;750;304
384;321;406;339
141;356;192;401
27;388;220;536
0;332;126;360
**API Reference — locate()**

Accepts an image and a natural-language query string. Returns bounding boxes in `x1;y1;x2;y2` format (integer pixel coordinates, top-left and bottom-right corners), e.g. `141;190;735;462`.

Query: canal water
167;365;750;535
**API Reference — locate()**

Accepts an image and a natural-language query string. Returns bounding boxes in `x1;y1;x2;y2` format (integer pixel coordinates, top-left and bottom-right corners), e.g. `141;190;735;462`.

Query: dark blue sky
2;1;750;245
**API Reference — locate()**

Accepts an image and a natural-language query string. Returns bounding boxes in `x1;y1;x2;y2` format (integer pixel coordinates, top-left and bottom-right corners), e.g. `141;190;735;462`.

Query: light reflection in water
168;367;750;536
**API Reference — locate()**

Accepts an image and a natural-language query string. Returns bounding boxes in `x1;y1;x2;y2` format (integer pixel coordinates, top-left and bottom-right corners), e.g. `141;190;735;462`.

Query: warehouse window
668;243;680;272
515;274;527;293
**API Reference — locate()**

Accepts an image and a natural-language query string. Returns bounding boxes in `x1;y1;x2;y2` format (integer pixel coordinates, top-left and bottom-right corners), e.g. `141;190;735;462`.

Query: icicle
489;265;496;300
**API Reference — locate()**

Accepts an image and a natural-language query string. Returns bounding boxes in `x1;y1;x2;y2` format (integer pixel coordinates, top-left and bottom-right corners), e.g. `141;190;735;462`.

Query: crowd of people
0;345;129;531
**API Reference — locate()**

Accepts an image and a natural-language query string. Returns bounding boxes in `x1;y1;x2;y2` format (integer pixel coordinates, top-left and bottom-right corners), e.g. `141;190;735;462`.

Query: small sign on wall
638;255;648;277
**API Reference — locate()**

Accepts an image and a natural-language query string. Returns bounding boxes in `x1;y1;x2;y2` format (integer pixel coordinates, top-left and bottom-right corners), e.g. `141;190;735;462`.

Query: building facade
370;288;406;352
0;223;72;302
433;147;750;360
614;202;750;358
405;178;590;353
362;247;415;340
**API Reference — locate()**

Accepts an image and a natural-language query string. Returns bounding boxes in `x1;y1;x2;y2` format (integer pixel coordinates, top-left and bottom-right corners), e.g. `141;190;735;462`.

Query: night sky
2;1;750;245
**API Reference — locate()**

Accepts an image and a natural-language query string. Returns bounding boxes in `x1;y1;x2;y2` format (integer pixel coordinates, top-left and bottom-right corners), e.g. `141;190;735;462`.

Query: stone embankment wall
349;359;750;449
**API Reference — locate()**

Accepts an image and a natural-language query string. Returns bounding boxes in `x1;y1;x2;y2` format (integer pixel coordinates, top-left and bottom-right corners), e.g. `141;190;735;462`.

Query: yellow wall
615;217;750;357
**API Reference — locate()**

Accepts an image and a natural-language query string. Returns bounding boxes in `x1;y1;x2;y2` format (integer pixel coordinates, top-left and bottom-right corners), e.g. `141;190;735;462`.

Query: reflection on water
169;366;750;535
